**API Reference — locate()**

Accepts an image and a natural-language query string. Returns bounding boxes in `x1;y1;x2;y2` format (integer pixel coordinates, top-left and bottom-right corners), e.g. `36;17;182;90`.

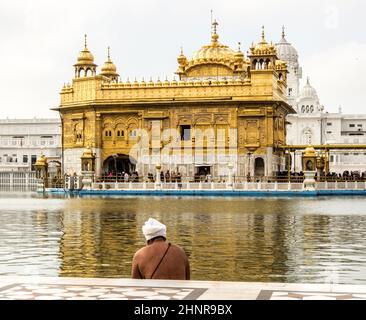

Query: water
0;191;366;284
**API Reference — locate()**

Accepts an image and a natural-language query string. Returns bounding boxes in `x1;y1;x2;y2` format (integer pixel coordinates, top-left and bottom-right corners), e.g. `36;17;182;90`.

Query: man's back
132;239;190;280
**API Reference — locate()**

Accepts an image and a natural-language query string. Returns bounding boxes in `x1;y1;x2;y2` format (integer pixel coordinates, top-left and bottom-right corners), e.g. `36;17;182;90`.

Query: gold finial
237;42;241;51
107;46;111;60
261;26;265;42
212;19;218;34
180;46;184;55
84;34;88;50
282;25;285;38
211;19;219;43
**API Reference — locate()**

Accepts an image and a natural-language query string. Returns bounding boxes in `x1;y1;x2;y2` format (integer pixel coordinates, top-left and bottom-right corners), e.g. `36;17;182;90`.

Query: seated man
132;218;190;280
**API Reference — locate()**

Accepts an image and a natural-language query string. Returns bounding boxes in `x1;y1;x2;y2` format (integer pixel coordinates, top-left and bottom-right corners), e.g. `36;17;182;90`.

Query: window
31;155;37;171
129;129;137;138
354;153;359;156
327;122;332;126
117;130;125;138
326;131;332;134
288;88;292;96
330;155;334;162
104;130;112;138
180;125;191;141
23;155;28;163
76;133;82;143
349;124;355;128
358;124;363;127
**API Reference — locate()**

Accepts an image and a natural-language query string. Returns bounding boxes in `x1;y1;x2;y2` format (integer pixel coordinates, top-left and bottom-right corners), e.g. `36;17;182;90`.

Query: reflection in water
0;192;366;283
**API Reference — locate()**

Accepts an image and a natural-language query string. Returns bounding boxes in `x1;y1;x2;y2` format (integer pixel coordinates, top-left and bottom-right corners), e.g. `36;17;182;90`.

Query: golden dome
81;146;94;159
304;145;316;157
250;26;277;56
100;47;119;78
181;20;238;76
35;154;47;167
177;47;187;65
75;35;95;65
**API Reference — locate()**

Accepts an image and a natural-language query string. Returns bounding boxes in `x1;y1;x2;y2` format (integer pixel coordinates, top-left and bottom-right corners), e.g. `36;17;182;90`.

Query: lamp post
155;163;162;190
227;162;234;190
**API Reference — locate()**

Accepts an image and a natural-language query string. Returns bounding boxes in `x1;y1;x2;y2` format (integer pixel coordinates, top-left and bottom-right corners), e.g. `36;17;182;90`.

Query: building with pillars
277;29;366;174
54;22;295;178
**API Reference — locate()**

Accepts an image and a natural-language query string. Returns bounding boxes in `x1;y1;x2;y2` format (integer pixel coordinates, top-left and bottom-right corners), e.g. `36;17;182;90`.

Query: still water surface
0;192;366;283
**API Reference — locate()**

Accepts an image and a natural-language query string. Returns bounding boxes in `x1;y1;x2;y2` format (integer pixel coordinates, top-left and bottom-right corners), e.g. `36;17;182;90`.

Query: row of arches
301;105;314;113
75;67;97;78
252;59;272;70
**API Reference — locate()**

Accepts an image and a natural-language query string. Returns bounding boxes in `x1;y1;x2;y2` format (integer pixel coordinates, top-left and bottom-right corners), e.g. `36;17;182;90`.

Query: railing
87;174;366;192
94;175;307;183
0;172;38;189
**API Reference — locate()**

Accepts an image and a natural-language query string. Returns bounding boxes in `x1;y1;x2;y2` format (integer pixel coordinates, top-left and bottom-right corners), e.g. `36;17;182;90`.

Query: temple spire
84;34;88;50
282;25;286;39
211;19;219;44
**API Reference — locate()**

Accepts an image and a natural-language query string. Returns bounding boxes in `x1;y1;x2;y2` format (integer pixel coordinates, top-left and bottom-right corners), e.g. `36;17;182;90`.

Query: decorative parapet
59;75;289;107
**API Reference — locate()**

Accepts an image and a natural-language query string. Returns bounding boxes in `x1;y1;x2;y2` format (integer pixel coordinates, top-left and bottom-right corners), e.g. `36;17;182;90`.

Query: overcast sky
0;0;364;119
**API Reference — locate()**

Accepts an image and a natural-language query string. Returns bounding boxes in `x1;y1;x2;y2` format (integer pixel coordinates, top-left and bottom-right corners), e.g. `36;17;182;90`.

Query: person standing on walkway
131;218;190;280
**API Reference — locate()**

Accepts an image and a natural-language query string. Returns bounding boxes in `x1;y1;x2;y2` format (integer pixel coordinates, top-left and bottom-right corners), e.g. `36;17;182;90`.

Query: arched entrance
103;154;136;175
254;157;265;177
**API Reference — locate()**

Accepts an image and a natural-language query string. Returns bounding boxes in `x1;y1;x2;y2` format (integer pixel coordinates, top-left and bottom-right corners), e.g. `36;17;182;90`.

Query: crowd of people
100;169;366;183
275;170;366;181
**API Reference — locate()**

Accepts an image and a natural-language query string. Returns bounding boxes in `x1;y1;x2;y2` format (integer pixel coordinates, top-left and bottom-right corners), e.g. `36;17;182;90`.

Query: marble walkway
0;276;366;300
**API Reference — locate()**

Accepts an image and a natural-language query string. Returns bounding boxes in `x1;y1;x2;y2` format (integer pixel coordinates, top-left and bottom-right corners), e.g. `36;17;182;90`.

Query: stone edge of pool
40;188;366;197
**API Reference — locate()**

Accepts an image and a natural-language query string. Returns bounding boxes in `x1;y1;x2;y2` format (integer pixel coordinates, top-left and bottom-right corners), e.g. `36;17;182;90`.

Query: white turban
142;218;167;241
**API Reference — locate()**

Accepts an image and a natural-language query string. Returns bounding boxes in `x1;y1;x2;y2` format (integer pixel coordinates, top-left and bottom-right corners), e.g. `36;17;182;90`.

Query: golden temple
54;22;295;178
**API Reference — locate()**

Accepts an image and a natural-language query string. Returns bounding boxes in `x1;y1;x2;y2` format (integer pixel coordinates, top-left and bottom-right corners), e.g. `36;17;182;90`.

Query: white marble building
276;29;366;174
0;118;62;172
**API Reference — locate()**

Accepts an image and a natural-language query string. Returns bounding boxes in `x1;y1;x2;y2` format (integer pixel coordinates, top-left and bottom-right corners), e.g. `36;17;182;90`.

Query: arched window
252;59;257;70
129;129;137;138
278;73;283;80
116;130;125;138
265;59;270;69
259;59;264;70
310;105;314;113
104;130;112;139
301;105;305;113
77;68;84;78
85;69;92;77
76;133;82;143
306;105;309;113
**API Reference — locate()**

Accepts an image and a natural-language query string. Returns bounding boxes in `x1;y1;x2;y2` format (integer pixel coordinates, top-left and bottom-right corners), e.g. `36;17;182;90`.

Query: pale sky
0;0;365;118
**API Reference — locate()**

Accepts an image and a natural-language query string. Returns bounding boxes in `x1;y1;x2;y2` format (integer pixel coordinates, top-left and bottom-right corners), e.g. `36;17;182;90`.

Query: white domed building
275;28;302;108
278;28;366;174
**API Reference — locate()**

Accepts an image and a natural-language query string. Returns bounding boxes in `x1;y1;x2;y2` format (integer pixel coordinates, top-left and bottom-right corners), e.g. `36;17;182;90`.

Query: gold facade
54;23;295;177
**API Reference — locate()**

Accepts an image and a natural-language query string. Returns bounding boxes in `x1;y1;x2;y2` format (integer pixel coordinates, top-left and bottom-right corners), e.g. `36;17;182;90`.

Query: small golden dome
304;145;316;157
250;26;277;56
177;47;187;66
76;35;95;65
35;154;47;167
100;47;119;78
81;146;94;159
234;42;244;61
